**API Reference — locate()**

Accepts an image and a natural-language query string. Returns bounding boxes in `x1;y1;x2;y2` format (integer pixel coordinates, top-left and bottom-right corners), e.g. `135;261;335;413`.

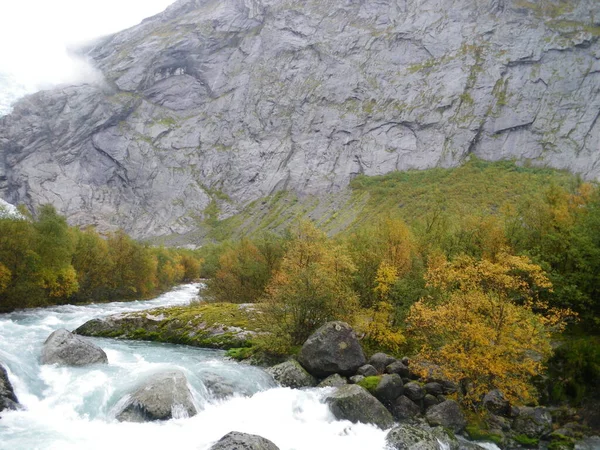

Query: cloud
0;0;176;91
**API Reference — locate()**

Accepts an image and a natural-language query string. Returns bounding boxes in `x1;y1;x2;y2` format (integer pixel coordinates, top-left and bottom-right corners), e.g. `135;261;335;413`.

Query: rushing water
0;284;390;450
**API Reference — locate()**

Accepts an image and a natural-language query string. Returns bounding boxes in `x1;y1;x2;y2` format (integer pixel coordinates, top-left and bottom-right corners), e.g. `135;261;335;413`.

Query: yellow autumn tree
407;251;574;406
0;262;10;293
262;221;358;350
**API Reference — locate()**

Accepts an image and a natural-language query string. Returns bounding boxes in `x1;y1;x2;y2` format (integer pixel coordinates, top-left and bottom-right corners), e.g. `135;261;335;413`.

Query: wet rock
318;373;347;388
425;400;466;432
326;384;394;430
349;375;364;384
266;360;317;389
297;322;366;378
512;406;552;439
202;373;253;400
41;329;107;366
210;431;279;450
0;364;19;413
392;395;421;421
575;436;600;450
386;423;457;450
116;370;197;422
483;389;510;416
369;353;397;374
357;364;378;377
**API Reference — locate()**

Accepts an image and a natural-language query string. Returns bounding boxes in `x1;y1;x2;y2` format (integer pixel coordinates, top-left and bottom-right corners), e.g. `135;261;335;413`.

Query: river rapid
0;284;390;450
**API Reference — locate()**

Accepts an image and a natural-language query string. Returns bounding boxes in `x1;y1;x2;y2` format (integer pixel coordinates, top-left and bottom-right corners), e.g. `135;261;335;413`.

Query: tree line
0;205;201;312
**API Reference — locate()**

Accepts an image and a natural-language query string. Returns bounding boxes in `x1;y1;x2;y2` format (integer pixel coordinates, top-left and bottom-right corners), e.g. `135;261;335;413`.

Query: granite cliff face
1;0;599;238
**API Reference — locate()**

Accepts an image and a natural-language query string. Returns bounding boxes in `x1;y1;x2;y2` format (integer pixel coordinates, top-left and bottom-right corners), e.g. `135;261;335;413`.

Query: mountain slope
1;0;599;238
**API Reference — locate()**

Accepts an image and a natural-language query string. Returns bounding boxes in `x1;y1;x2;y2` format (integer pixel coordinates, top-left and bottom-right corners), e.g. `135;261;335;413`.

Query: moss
357;376;382;393
226;347;255;361
513;434;539;447
465;425;503;445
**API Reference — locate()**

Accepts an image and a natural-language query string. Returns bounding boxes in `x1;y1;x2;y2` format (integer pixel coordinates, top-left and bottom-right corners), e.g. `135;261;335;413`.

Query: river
0;283;390;450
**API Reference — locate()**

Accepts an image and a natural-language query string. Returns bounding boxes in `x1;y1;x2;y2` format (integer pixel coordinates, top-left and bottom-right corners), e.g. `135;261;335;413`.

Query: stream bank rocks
210;431;279;450
75;303;264;349
0;364;19;413
116;370;197;422
325;384;395;430
41;329;108;366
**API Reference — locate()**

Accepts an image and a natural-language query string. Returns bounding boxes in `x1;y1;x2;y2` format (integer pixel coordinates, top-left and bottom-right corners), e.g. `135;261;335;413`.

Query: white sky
0;0;176;89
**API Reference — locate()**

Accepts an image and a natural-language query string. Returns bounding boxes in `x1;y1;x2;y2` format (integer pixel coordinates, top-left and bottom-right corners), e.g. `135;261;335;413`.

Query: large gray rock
2;0;599;242
369;353;397;374
266;360;317;389
512;406;553;439
425;400;466;433
41;329;107;366
325;384;394;430
0;364;19;413
116;370;197;422
372;374;404;406
482;389;510;416
210;431;279;450
575;436;600;450
386;423;458;450
392;395;421;421
317;373;347;388
297;321;366;378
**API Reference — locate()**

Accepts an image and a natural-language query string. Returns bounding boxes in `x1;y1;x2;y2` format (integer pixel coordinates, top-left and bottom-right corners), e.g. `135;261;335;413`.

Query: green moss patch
357;376;382;393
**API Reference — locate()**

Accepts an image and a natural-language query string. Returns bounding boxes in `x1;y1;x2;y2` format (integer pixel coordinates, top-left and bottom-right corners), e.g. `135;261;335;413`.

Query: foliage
357;301;406;355
261;221;359;350
407;252;573;406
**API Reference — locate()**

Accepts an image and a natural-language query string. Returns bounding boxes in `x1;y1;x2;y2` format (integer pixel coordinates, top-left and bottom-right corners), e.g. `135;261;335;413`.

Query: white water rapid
0;284;390;450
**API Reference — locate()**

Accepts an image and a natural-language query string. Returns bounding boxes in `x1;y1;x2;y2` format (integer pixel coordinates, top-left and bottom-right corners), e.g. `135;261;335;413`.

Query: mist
0;0;176;114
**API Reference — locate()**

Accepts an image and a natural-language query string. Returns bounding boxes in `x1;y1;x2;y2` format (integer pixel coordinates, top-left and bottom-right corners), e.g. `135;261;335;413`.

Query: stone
210;432;279;450
575;437;600;450
357;364;378;377
385;361;410;378
325;384;394;430
386;423;457;450
209;432;279;450
425;400;466;433
423;394;439;410
2;0;599;243
266;360;317;389
423;382;444;397
403;382;425;402
372;374;404;406
317;373;347;388
369;353;397;374
116;370;197;422
483;389;510;416
512;406;553;439
392;395;421;421
202;373;254;400
0;364;19;413
41;329;107;366
349;375;364;384
297;322;366;378
440;380;459;395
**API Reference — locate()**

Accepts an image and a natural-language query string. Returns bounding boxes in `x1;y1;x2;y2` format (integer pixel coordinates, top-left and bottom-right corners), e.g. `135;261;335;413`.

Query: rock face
210;432;279;450
325;384;394;430
41;329;108;366
297;321;366;378
266;360;317;389
116;370;197;422
1;0;599;240
0;364;19;413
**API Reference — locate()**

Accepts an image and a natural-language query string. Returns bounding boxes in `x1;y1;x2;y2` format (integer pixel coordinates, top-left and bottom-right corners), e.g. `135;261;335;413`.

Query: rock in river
41;329;108;366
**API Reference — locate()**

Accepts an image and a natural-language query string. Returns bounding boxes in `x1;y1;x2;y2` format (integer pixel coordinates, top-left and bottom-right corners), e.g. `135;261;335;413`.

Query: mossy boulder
266;360;317;389
75;303;265;350
512;406;553;439
386;423;458;450
325;384;394;430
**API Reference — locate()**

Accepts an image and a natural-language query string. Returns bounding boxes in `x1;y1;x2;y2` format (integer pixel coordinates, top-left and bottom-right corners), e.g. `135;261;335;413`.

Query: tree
407;251;573;407
262;221;358;348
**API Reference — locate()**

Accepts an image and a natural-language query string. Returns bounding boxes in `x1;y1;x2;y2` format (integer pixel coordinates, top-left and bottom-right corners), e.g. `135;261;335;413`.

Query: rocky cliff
1;0;599;238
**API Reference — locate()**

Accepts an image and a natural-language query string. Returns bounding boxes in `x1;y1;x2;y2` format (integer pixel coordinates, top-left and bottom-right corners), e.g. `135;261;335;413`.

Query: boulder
325;384;394;430
41;329;107;366
423;382;444;397
349;375;365;384
512;406;552;439
372;374;404;406
266;360;317;389
116;370;197;422
425;400;466;432
440;380;459;395
297;322;366;378
575;437;600;450
0;364;19;413
392;395;421;421
423;394;439;410
386;423;457;450
482;389;510;416
357;364;378;377
210;431;279;450
202;373;253;400
369;353;397;373
318;374;347;388
403;382;425;402
385;361;410;378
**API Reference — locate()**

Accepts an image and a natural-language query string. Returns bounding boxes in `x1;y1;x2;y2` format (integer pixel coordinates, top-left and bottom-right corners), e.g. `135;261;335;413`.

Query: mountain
0;0;599;240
